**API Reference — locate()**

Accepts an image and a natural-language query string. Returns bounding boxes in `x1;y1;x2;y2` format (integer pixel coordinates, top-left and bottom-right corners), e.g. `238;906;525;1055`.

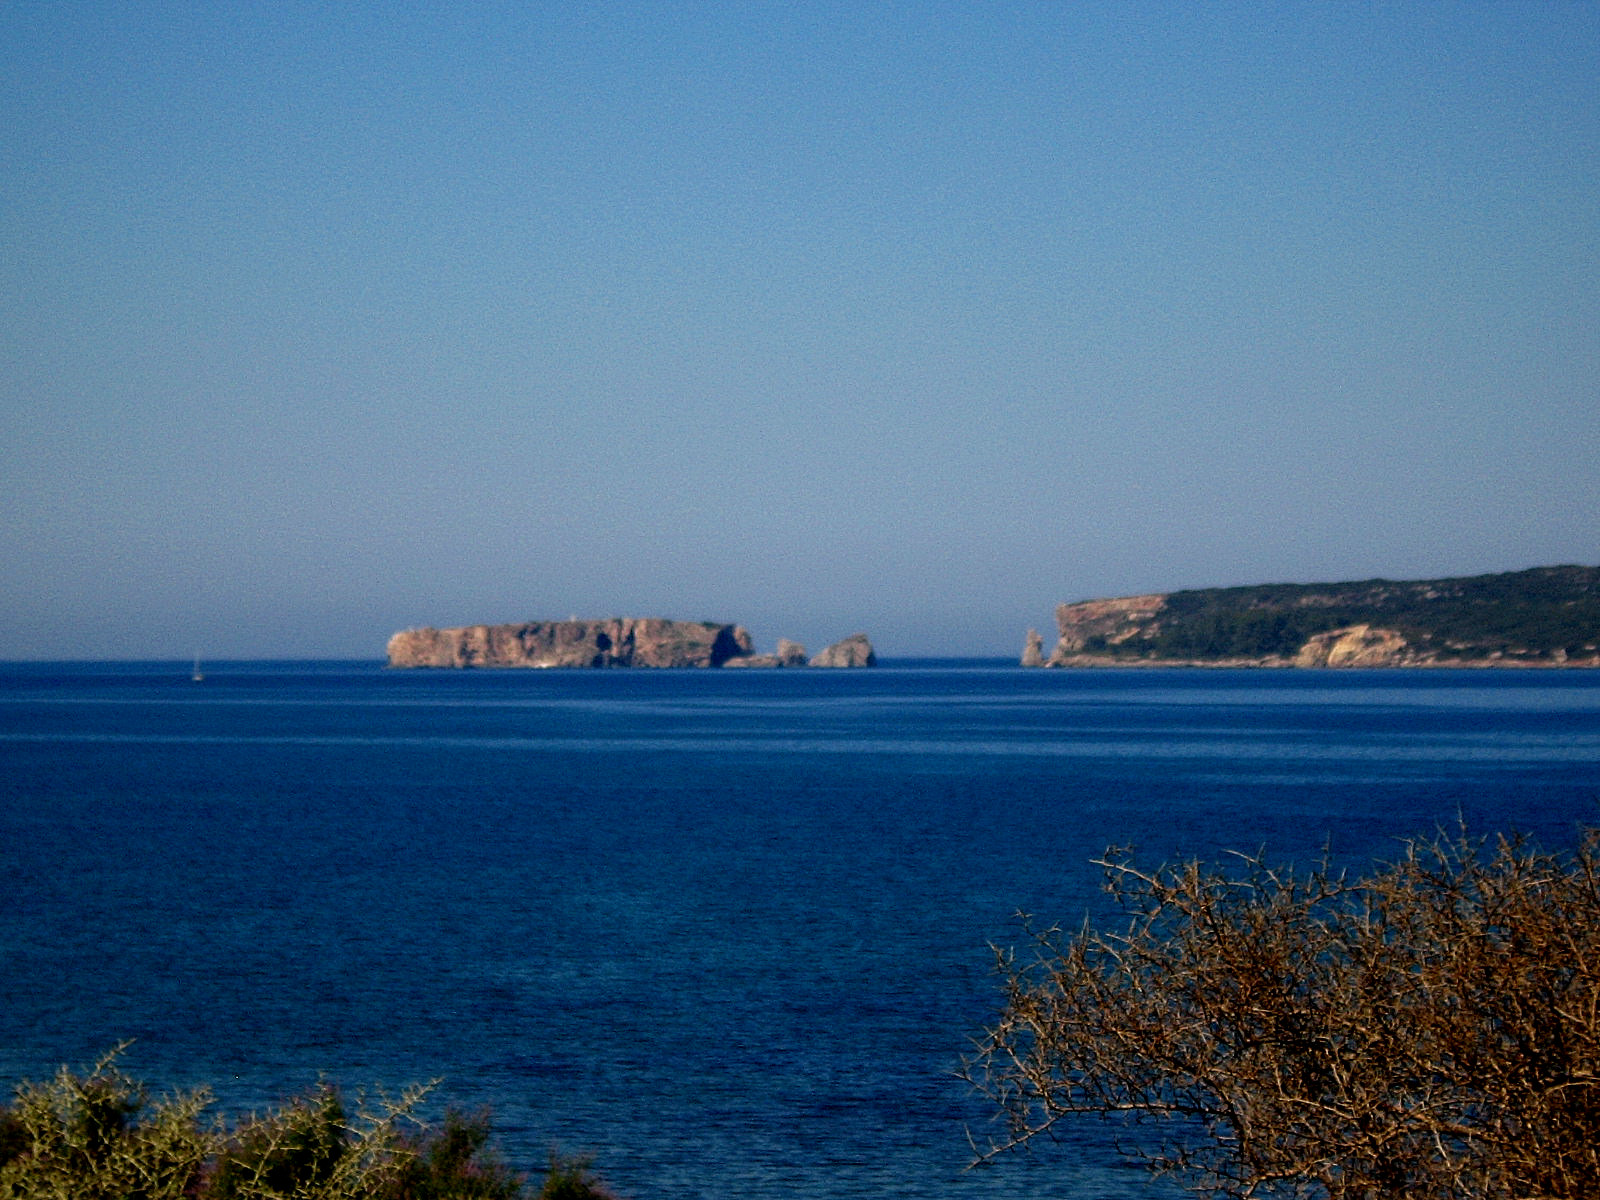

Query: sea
3;661;1598;1199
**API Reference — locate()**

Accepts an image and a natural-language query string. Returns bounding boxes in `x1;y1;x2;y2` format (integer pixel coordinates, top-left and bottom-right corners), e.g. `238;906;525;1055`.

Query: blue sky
3;2;1597;658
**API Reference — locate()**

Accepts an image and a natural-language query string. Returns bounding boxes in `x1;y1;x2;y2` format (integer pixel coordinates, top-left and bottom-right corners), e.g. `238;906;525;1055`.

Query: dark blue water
3;662;1598;1198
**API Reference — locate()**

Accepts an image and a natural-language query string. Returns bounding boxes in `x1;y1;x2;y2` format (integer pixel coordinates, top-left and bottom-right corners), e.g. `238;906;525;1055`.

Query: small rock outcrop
1020;629;1045;668
1293;625;1412;668
723;638;811;668
776;638;809;667
810;633;876;668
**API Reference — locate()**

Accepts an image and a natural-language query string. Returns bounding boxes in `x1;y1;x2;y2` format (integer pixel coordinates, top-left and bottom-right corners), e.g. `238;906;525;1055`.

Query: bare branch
963;826;1600;1199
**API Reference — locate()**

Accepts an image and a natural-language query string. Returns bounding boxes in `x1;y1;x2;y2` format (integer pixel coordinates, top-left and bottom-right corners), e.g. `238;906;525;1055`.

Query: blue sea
3;662;1598;1198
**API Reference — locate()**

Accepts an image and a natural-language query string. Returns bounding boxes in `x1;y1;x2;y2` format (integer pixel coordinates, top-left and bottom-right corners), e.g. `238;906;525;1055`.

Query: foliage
964;827;1600;1198
1094;565;1600;660
1149;609;1312;660
0;1044;212;1200
207;1081;432;1200
0;1051;616;1200
533;1152;622;1200
391;1110;526;1200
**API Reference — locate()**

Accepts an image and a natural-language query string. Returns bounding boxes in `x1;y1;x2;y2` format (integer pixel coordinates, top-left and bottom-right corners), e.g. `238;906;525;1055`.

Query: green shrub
391;1110;525;1200
0;1052;596;1200
0;1045;212;1200
534;1152;620;1200
207;1082;437;1200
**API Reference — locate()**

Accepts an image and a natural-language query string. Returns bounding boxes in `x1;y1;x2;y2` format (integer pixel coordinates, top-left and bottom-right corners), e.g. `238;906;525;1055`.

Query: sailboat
191;655;204;682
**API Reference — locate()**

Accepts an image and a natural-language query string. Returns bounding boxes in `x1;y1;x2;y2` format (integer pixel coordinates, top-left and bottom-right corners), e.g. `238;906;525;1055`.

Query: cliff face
387;621;876;669
1031;566;1600;668
1293;625;1413;668
1046;595;1168;661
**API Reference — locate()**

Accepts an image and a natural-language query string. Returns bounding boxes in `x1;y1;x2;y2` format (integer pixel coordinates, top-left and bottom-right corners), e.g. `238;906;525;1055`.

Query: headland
1024;566;1600;668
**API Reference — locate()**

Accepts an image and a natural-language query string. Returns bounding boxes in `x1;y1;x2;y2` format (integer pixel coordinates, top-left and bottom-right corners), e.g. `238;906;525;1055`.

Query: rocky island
1025;566;1600;668
386;618;875;669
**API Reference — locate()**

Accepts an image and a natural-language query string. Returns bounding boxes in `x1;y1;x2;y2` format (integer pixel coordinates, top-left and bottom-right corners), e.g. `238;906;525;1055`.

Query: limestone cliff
387;621;875;669
1045;595;1168;662
1293;625;1413;668
1028;566;1600;668
387;619;752;669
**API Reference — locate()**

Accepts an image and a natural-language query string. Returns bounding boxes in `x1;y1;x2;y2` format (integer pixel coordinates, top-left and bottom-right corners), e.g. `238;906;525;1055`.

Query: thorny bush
0;1046;617;1199
963;827;1600;1199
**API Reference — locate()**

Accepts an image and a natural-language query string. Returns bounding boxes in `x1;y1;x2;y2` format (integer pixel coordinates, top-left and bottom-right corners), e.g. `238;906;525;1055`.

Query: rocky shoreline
1035;650;1600;668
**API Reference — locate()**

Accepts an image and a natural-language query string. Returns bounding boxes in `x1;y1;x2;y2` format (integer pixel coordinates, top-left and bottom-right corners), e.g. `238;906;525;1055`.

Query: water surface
3;662;1597;1198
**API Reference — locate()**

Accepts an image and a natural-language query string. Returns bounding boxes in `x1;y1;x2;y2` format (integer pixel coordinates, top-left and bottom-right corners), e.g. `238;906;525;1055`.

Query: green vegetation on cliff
1078;565;1600;663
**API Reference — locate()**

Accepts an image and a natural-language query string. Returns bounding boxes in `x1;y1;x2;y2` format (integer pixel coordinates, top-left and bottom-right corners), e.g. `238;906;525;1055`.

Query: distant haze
3;4;1596;659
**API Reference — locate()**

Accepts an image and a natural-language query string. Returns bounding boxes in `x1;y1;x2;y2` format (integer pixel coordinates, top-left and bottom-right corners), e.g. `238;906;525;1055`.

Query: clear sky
3;2;1597;659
